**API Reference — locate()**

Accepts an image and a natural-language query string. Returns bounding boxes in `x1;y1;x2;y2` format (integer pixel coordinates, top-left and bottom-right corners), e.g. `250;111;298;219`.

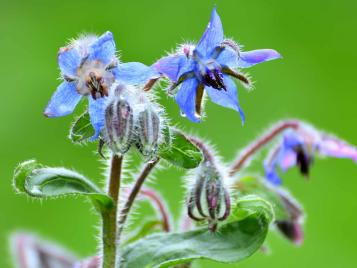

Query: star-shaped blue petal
153;7;281;123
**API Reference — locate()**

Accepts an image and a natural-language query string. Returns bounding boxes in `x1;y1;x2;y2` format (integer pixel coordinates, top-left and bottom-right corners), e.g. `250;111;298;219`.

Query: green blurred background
1;0;357;267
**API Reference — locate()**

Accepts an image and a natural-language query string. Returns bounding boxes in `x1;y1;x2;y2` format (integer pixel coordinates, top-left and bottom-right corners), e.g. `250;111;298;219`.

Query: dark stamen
296;147;311;177
202;68;226;91
87;72;108;99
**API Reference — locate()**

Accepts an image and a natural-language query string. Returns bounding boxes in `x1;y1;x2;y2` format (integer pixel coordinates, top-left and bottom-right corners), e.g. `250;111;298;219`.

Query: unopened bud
187;161;230;232
136;107;161;159
104;97;134;155
275;220;303;246
11;233;77;268
275;189;304;245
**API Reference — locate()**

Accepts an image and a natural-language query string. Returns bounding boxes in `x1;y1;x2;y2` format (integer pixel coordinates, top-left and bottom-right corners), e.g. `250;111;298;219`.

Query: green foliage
69;111;95;143
13;160;113;213
159;128;203;169
233;176;304;244
233;176;293;221
120;196;273;268
123;219;163;246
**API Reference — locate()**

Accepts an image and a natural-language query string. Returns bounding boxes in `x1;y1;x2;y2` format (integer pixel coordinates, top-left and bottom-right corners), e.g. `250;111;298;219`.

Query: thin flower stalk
101;154;123;268
117;157;160;239
229;120;300;176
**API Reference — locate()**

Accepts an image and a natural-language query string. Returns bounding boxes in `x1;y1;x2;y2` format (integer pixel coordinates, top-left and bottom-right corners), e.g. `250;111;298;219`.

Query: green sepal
69;111;95;143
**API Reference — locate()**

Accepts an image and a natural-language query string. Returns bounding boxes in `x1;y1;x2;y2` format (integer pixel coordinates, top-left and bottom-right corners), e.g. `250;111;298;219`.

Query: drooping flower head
265;124;357;185
186;137;231;232
153;7;281;122
44;31;159;139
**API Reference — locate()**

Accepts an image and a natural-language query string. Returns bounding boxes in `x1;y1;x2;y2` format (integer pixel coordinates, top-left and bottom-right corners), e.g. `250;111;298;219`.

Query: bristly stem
117;157;160;240
188;136;215;163
140;188;171;232
229;120;301;176
102;154;123;268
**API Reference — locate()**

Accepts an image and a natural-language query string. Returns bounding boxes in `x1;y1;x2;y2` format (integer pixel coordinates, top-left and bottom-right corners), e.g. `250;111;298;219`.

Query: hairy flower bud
275;189;304;245
104;96;134;155
275;221;303;246
136;106;161;160
187;161;231;232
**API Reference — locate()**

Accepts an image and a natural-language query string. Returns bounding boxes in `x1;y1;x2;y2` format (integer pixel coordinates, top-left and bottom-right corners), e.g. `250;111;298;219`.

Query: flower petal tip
272;50;283;59
43;111;52;118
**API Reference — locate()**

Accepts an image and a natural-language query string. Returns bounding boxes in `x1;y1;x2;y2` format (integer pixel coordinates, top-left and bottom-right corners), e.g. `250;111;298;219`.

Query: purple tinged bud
104;95;134;155
275;189;304;245
11;233;77;268
275;221;304;246
187;160;231;232
136;107;161;159
73;256;100;268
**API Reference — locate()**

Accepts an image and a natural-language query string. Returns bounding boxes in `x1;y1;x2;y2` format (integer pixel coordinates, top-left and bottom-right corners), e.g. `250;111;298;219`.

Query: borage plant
11;7;357;268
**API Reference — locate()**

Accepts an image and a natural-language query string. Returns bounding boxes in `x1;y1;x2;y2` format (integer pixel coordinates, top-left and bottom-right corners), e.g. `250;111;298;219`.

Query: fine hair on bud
136;106;161;160
104;91;134;155
186;138;231;232
103;82;165;159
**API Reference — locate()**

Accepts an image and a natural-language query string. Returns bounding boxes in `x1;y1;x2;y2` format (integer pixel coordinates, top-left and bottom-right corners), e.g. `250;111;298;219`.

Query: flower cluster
103;82;163;159
45;7;280;145
13;6;357;268
44;31;159;140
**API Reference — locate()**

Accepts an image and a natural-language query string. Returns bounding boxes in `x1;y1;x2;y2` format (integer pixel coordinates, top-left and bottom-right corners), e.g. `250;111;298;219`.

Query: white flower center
75;60;115;99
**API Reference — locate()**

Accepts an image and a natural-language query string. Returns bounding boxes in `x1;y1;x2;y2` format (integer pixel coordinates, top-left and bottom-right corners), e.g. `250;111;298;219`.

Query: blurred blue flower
44;31;159;139
265;127;357;185
153;7;281;122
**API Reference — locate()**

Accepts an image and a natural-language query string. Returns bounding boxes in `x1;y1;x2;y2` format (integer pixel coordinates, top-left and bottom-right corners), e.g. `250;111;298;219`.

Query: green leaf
233;176;290;221
233;176;304;244
123;219;163;246
120;196;273;268
158;128;202;169
13;160;113;212
69;112;95;143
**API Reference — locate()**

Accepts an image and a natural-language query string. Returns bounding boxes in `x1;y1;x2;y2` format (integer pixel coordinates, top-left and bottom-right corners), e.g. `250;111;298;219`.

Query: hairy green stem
117;157;160;240
229;120;300;176
102;154;123;268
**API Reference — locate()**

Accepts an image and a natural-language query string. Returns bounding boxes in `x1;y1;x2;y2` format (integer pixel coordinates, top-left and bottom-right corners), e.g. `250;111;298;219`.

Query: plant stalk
102;154;123;268
117;157;160;240
140;188;171;232
229;120;300;176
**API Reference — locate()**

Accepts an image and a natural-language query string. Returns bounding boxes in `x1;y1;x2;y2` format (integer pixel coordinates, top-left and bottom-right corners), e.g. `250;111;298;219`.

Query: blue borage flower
265;126;357;185
153;7;281;122
44;31;159;139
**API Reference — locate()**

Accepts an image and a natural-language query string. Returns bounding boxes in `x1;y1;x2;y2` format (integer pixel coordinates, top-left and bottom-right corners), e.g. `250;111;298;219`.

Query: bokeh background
1;0;357;267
